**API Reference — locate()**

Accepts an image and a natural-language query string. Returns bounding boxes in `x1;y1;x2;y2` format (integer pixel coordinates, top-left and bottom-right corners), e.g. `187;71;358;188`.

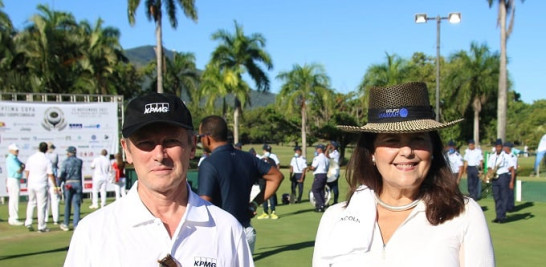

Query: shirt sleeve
197;161;219;197
462;199;496;267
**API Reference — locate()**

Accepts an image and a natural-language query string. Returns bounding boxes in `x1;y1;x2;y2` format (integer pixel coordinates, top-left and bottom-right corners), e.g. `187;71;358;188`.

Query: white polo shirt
65;182;254;267
487;151;512;175
290;156;307;174
24;151;53;189
312;153;329;174
90;155;111;180
328;150;340;168
463;148;483;167
313;187;495;267
446;152;464;174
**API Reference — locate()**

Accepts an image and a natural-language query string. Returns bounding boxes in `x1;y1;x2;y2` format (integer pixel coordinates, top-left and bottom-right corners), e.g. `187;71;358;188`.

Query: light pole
415;12;461;121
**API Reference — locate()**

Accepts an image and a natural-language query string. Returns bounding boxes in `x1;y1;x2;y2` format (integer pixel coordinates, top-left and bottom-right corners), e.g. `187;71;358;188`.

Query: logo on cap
144;103;169;114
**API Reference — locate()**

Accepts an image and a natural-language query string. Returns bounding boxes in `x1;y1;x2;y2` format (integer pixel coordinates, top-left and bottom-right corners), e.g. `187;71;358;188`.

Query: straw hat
338;82;462;133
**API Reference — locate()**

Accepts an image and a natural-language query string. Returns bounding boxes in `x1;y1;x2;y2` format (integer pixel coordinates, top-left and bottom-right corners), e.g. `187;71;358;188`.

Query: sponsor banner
0;101;120;196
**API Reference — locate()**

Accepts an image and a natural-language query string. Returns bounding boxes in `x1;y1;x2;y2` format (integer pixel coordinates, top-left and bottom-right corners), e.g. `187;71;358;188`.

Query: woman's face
373;132;433;192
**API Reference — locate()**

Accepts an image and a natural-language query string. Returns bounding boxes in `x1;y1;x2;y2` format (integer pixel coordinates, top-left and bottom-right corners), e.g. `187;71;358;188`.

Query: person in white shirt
45;142;60;225
487;139;515;224
64;93;253;266
463;139;484;200
89;149;111;209
24;142;60;232
445;140;464;184
504;142;518;212
289;146;307;203
309;144;329;212
326;141;341;205
314;82;494;267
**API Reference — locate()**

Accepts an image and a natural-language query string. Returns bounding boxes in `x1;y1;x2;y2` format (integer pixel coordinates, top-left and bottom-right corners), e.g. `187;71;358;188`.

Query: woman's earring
372;155;376;165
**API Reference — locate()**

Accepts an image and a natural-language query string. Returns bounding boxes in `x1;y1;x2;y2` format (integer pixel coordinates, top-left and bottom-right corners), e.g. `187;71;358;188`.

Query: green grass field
1;144;545;266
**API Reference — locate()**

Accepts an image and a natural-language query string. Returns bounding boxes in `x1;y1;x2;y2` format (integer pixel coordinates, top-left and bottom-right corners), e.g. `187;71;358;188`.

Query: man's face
121;123;195;195
198;125;212;153
10;149;19;156
495;144;503;154
468;143;475;150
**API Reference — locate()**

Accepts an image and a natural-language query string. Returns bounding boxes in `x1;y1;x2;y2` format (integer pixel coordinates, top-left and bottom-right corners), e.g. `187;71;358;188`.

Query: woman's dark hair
345;131;465;225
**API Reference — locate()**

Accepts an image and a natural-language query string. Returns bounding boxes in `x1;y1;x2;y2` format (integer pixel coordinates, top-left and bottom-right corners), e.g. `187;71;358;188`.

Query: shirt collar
211;144;234;154
124;182;212;228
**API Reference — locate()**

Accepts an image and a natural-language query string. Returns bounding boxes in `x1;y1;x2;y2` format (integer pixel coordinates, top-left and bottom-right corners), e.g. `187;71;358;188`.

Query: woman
313;82;494;266
111;153;126;199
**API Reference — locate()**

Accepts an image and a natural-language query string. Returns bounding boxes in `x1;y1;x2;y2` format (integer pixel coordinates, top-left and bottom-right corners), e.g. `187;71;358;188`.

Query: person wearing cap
89;149;111;209
24;142;60;232
445;140;464;184
261;144;280;169
503;142;518;212
58;146;83;231
197;115;284;252
326;141;341;205
65;93;254;266
309;144;330;212
45;142;61;225
289;146;307;203
486;139;514;224
313;82;494;266
5;143;25;226
234;142;243;150
463;139;484;200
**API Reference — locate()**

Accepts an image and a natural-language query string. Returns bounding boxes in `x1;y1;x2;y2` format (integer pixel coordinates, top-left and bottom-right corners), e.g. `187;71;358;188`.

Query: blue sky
4;0;544;104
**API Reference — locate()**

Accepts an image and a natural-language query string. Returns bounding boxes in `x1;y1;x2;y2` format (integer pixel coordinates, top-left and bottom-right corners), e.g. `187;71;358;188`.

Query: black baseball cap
122;93;193;138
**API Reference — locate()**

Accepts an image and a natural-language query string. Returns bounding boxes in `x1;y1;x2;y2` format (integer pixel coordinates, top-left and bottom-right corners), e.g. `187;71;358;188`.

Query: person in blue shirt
6;143;25;226
197;115;284;253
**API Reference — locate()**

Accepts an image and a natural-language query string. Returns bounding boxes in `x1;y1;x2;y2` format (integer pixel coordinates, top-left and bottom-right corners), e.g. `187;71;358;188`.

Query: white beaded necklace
374;194;421;212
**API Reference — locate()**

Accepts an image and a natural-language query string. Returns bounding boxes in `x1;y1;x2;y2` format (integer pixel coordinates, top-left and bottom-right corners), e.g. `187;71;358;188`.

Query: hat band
368;106;434;123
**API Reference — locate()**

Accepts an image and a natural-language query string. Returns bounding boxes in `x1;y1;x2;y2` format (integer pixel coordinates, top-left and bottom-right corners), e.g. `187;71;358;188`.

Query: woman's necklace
374;194;421;212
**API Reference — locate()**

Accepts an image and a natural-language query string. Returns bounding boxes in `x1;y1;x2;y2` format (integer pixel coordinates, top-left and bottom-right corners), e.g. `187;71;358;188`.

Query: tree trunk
301;103;307;160
233;98;241;144
155;17;164;94
497;2;507;141
472;96;481;146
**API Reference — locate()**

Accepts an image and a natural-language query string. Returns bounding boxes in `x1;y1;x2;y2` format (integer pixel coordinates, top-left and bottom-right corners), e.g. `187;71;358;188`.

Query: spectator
45;142;60;225
111;152;127;200
309;144;329;212
59;146;83;231
5;143;25;226
325;141;341;205
463;139;484;200
445;140;464;184
197;115;283;253
89;149;111;209
24;142;60;232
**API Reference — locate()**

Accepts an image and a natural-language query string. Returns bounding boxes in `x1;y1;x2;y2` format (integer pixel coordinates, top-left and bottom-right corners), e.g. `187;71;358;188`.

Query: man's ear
120;138;133;164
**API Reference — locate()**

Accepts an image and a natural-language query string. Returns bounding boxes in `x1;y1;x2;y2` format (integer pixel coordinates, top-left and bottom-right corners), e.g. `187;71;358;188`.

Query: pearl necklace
374;194;421;212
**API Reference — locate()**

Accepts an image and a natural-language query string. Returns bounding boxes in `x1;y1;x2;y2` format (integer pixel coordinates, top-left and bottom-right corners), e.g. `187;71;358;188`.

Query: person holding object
487;139;514;223
6;143;25;226
65;93;254;266
313;82;494;266
309;144;329;212
289;146;307;203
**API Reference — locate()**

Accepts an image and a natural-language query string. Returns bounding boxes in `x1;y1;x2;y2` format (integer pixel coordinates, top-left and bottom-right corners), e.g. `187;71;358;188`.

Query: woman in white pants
111;153;126;200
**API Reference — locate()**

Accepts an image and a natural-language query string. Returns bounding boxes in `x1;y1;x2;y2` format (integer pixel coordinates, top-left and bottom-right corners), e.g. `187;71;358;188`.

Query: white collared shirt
65;182;253;267
25;151;53;189
312;153;329;174
290;156;307;173
90;155;111;180
463;148;483;167
446;151;464;174
487;151;512;175
313;187;494;267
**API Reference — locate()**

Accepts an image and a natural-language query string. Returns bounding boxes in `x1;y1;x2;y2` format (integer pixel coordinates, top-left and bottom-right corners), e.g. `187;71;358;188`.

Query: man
65;93;253;266
309;144;329;212
325;141;340;205
261;144;280;169
5;143;25;226
234;142;243;150
59;146;83;231
464;139;483;200
256;154;279;220
24;142;60;232
504;142;518;212
289;146;307;204
89;149;111;209
197;115;283;253
45;142;60;225
488;139;513;224
446;140;464;184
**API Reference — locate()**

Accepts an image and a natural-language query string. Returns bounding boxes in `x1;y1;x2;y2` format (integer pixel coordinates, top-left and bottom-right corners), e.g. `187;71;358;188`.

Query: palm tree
17;4;79;93
75;18;126;95
276;63;332;159
149;51;200;99
127;0;197;94
206;21;273;143
487;0;524;141
358;53;411;117
0;0;16;88
445;42;500;145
